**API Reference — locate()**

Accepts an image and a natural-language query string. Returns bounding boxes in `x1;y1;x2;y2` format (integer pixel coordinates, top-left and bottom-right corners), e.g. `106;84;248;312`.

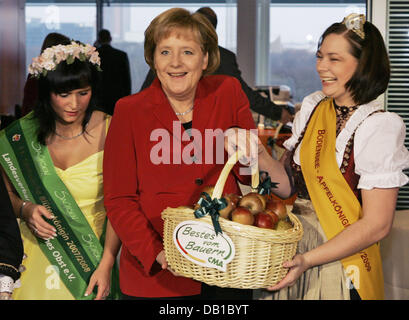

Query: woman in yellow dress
0;41;120;300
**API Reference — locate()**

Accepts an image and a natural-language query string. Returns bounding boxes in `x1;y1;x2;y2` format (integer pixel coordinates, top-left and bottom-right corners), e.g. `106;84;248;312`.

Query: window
268;1;366;103
26;2;97;74
25;1;237;94
385;0;409;209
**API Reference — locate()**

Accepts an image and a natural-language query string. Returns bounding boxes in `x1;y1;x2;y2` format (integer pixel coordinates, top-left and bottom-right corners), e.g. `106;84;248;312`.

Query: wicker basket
161;151;303;289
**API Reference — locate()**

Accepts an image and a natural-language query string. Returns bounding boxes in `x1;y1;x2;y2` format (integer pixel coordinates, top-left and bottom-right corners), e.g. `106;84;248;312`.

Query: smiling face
316;33;359;106
153;28;208;103
50;86;92;125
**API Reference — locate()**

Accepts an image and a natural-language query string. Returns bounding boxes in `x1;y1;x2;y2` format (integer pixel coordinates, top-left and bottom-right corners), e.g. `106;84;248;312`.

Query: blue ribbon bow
266;137;276;149
194;192;227;235
258;171;279;195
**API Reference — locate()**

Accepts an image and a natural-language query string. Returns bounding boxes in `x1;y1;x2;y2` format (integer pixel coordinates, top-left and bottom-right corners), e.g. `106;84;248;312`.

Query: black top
96;44;132;115
182;121;193;131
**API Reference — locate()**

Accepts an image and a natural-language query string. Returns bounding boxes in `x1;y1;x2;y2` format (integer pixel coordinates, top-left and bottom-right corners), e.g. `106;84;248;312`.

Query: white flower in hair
28;41;102;78
43;60;56;71
41;47;55;61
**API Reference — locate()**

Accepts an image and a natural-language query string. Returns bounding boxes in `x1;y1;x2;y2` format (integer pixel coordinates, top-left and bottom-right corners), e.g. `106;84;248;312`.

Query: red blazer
103;75;255;298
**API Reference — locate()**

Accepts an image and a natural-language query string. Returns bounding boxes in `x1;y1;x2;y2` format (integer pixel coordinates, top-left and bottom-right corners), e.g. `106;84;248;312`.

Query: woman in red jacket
103;8;260;299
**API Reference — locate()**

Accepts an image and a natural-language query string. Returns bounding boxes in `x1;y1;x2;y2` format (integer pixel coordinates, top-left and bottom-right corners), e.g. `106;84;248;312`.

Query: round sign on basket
173;220;235;272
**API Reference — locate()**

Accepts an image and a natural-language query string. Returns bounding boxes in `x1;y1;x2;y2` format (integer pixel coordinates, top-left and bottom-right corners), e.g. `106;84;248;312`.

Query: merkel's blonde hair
144;8;220;76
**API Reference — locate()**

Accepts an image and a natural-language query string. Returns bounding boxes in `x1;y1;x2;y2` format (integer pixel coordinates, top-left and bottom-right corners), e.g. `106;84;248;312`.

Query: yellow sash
300;98;384;300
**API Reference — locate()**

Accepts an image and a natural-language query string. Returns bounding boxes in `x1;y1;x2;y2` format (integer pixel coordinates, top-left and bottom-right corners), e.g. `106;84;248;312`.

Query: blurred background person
96;29;132;115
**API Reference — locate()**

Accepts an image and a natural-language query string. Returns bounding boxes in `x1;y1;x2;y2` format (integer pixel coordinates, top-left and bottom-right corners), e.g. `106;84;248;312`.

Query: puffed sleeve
283;91;325;151
354;112;409;189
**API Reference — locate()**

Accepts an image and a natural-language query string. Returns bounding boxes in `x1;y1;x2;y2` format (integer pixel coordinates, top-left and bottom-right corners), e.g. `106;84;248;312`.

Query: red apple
225;193;241;206
254;212;274;229
265;199;287;220
231;206;254;225
238;193;264;215
218;194;237;219
264;209;279;227
255;193;268;210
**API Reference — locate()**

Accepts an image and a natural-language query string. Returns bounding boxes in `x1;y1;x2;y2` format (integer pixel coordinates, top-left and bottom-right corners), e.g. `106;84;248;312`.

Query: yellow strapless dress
13;151;106;300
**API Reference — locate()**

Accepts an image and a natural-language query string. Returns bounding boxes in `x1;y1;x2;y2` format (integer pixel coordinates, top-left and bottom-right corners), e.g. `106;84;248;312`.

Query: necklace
335;104;358;120
55;123;88;140
334;102;358;135
174;105;194;116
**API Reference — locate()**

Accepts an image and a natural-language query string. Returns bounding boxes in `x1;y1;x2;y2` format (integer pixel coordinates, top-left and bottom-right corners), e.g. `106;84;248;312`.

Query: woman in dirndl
250;14;409;300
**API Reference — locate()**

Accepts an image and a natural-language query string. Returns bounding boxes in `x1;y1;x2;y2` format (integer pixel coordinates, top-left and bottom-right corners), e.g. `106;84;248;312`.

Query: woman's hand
224;127;266;165
156;250;180;277
85;264;112;300
22;202;57;240
266;254;311;291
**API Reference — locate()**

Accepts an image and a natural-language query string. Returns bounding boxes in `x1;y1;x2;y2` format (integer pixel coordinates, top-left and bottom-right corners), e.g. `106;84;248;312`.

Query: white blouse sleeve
283;91;325;151
354;111;409;189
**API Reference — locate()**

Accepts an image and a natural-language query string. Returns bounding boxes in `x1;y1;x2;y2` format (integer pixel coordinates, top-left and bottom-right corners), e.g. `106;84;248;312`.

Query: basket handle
212;150;259;199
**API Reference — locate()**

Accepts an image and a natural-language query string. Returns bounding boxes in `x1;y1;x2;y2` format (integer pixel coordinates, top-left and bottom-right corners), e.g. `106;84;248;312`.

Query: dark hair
196;7;217;29
41;32;71;52
318;20;390;105
97;29;112;44
33;58;101;145
144;8;220;76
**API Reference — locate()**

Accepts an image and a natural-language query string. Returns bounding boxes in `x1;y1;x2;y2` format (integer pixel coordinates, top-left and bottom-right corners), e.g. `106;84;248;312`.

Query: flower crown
28;41;102;78
342;13;366;39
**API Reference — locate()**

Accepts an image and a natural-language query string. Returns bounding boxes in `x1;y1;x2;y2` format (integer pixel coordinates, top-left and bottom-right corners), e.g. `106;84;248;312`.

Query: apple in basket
193;185;215;210
218;194;237;219
255;193;268;210
231;206;254;225
254;212;275;229
201;185;215;198
264;209;279;227
275;219;293;231
225;193;241;206
238;192;265;215
265;199;288;220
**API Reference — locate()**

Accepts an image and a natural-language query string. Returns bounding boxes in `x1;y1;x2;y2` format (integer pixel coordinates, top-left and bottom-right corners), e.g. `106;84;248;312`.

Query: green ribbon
194;192;227;235
258;171;279;195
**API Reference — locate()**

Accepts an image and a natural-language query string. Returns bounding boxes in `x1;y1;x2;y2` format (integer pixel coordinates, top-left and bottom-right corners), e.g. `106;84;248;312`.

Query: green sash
0;113;119;300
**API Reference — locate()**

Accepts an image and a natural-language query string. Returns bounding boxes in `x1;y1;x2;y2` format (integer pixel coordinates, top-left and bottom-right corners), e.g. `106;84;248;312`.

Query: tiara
342;13;365;39
28;41;102;78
